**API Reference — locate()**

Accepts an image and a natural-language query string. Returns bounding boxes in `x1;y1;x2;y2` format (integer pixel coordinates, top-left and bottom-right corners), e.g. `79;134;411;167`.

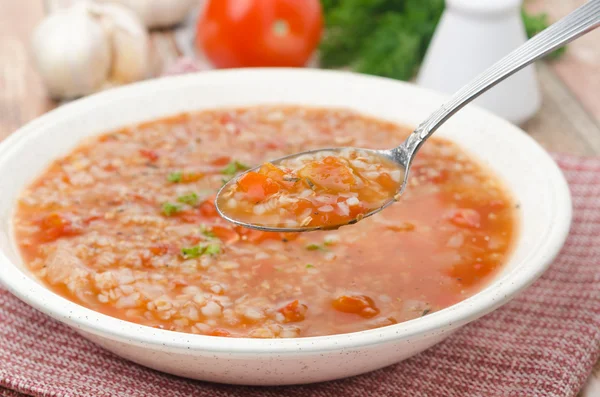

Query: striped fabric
0;154;598;396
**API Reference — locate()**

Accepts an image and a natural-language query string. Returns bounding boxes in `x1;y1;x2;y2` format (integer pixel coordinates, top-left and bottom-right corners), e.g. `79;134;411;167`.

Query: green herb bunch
319;0;565;81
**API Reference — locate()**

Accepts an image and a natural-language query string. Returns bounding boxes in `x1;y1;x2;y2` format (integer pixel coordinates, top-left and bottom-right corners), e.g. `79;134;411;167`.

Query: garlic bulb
31;2;149;100
88;3;149;84
95;0;196;29
31;6;111;99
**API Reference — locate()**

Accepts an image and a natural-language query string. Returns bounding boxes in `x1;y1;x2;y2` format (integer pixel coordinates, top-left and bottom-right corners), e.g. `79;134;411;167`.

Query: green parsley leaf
306;243;326;251
306;264;315;269
180;243;221;259
204;243;221;255
319;1;564;81
167;171;182;183
162;202;181;216
177;193;199;206
181;245;203;259
222;160;250;176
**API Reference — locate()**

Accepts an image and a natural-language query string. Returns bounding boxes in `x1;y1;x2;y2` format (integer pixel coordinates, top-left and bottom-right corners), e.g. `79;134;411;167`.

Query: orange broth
13;106;516;338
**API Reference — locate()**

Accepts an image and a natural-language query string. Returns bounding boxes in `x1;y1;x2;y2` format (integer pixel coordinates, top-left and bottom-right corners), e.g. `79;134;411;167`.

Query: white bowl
0;69;571;385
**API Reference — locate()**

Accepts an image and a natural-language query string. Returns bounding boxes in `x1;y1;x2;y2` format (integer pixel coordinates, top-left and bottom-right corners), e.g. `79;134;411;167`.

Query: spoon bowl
216;147;407;232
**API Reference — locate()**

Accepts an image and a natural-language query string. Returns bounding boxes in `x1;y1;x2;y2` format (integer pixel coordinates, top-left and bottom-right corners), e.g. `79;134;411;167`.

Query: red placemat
1;154;599;396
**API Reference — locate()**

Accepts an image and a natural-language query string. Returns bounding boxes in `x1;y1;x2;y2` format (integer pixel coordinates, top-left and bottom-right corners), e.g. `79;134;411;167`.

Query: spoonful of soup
216;0;599;232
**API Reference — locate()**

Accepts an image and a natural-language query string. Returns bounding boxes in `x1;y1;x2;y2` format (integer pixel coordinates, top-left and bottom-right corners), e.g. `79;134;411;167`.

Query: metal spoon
216;0;600;232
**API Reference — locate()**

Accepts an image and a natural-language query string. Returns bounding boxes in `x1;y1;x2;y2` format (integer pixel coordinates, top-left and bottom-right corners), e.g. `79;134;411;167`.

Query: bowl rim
0;68;572;354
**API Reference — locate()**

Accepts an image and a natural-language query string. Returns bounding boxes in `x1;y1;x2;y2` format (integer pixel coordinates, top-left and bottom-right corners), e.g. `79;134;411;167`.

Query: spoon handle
399;0;600;160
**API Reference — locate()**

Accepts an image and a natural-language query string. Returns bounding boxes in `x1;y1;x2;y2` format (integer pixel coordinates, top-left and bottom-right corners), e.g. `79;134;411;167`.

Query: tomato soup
14;106;516;338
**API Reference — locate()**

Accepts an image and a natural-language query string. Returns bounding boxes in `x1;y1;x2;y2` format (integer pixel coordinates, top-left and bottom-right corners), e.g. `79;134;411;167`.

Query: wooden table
0;0;599;395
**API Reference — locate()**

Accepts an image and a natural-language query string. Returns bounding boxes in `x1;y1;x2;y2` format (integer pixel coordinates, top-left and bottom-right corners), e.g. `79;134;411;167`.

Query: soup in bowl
0;69;571;385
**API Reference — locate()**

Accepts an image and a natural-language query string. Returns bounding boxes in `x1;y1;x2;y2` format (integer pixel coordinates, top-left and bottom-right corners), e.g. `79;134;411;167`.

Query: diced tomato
298;157;355;192
179;211;203;224
181;173;204;183
187;235;203;245
298;198;366;228
332;295;380;318
149;243;170;256
265;141;282;150
179;199;219;223
290;198;313;214
235;227;274;243
376;172;399;192
235;226;298;243
218;114;240;134
40;213;67;229
211;225;240;244
258;163;284;181
38;213;82;242
102;163;117;172
278;300;308;323
210;328;231;337
199;199;219;217
219;114;232;125
179;201;219;223
448;208;481;228
139;149;159;162
211;156;231;166
237;172;280;201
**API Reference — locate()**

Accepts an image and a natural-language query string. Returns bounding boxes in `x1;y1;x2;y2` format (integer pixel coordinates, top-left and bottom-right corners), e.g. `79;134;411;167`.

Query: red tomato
278;300;308;323
332;295;380;318
196;0;323;68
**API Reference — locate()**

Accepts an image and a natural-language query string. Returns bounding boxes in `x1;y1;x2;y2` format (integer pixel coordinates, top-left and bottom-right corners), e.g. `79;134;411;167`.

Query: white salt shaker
416;0;541;125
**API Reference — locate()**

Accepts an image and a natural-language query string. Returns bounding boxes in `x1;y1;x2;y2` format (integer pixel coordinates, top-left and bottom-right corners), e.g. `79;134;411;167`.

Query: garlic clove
94;0;197;29
31;6;111;99
89;3;149;84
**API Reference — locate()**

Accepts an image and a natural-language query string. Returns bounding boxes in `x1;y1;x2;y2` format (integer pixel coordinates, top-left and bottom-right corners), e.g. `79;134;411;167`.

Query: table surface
0;0;599;395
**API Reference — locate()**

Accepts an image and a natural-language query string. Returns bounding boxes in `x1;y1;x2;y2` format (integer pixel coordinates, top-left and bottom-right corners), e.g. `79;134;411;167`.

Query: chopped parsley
167;171;183;183
204;243;221;255
177;193;199;206
306;243;327;251
319;1;564;82
161;202;181;216
181;245;203;259
181;243;221;259
306;264;315;269
222;160;250;175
